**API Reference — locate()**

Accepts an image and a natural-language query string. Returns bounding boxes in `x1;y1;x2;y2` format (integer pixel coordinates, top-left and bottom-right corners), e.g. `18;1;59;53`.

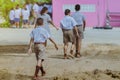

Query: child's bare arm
49;38;58;50
49;21;59;30
83;20;86;31
74;26;79;37
28;38;34;55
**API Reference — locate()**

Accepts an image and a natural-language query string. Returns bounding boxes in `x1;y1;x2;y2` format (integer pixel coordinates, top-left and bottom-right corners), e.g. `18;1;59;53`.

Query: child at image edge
28;18;58;80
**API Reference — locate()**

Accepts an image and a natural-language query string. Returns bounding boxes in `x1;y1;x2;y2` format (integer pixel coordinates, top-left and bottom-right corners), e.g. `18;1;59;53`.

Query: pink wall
52;0;120;27
107;0;120;27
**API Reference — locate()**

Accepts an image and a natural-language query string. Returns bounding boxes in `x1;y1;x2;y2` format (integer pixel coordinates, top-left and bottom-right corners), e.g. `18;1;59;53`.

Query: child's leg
77;39;82;56
34;59;42;79
76;36;79;53
16;22;19;28
64;43;68;59
25;20;29;28
70;43;75;56
25;23;28;28
34;59;46;78
10;20;15;28
28;20;30;28
15;22;17;28
22;20;26;28
12;23;15;28
75;37;82;58
45;40;47;47
40;59;46;76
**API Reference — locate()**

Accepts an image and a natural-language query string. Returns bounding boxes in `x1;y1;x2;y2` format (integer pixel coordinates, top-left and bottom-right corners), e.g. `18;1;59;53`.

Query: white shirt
9;10;15;20
26;5;30;11
22;9;30;20
44;4;52;13
38;13;51;26
33;3;39;13
72;11;85;25
14;8;21;18
60;16;77;30
26;4;32;12
39;6;43;12
30;27;50;43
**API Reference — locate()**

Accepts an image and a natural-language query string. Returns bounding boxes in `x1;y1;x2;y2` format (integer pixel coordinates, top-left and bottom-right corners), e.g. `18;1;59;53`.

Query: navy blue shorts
14;18;20;22
23;20;28;24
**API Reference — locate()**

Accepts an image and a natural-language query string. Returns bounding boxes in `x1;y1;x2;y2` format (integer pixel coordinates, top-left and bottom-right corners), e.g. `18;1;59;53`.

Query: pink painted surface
52;0;120;27
107;0;120;27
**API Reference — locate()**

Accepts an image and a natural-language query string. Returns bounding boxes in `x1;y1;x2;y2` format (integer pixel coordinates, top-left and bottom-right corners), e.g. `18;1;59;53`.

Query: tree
25;0;51;3
0;0;19;27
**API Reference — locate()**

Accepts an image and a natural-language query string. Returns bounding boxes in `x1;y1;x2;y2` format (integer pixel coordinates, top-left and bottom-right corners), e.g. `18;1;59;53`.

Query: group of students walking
28;4;86;80
9;2;52;28
60;4;86;59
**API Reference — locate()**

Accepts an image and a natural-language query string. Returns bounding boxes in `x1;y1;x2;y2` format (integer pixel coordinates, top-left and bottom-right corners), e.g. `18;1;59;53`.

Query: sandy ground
0;28;120;80
0;44;120;80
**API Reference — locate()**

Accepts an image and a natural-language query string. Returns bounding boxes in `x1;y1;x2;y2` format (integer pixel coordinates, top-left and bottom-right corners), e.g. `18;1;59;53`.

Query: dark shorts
14;18;20;22
23;20;28;24
10;20;15;24
62;29;75;44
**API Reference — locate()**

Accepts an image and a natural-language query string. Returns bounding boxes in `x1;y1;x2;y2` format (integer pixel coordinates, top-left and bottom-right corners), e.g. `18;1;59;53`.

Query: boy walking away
22;5;30;28
9;8;15;28
72;4;86;58
28;18;58;80
14;4;21;28
60;9;79;59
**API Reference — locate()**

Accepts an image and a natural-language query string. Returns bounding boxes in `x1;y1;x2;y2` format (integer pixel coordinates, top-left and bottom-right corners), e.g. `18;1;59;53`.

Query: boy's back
72;12;85;25
30;27;50;43
60;16;77;30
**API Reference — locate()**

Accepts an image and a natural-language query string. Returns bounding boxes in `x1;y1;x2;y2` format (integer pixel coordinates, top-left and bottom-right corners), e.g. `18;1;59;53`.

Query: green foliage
0;0;52;28
0;0;19;27
0;21;10;28
25;0;51;3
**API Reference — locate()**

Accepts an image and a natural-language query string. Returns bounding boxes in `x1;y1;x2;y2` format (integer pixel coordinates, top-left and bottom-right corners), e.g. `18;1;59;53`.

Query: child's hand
27;48;32;55
54;44;58;50
56;27;59;30
76;33;79;38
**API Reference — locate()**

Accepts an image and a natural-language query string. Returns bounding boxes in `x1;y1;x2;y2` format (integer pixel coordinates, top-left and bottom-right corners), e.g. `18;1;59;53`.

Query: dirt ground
0;44;120;80
0;45;28;53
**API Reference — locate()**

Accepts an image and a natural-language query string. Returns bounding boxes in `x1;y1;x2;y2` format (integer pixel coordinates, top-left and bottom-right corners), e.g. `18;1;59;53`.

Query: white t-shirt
22;9;30;20
38;13;51;25
26;4;32;12
39;6;43;12
9;10;15;20
44;4;52;13
33;3;39;13
14;8;21;18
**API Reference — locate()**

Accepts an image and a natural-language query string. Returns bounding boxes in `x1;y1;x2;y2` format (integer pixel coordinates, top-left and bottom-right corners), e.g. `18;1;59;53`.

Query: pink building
52;0;120;27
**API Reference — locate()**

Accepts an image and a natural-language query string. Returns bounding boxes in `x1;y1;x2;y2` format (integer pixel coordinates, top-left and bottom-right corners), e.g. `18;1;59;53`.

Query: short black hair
65;9;71;15
36;18;43;25
40;7;48;15
75;4;80;11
